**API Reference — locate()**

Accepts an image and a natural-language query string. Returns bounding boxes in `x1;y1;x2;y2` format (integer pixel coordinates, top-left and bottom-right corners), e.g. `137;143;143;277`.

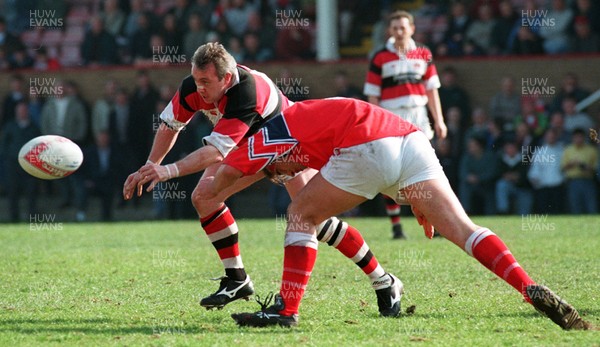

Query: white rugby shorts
389;106;434;140
320;131;445;202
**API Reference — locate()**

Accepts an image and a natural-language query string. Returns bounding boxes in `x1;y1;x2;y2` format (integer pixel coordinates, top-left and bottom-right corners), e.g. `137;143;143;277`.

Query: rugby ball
18;135;83;180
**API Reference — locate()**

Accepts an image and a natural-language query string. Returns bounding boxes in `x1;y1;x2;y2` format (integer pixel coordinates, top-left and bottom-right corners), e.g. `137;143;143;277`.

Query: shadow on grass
0;317;298;336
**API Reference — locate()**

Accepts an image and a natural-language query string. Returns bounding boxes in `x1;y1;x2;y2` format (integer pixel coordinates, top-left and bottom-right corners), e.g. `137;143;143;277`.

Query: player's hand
434;121;448;139
411;205;434;239
123;171;144;200
137;163;171;192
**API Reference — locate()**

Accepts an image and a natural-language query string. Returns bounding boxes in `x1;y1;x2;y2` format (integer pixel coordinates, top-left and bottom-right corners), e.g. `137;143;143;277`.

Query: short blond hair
192;42;237;80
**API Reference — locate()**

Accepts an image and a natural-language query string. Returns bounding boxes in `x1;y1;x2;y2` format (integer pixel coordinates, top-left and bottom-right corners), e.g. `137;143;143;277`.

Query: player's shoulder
178;75;197;96
370;46;393;61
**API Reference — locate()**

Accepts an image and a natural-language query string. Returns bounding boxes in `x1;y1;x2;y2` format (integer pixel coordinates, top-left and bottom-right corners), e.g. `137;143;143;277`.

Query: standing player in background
123;43;403;317
364;10;447;239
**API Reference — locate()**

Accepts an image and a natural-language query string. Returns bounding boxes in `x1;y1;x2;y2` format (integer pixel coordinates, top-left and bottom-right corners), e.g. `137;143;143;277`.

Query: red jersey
363;38;440;109
160;65;291;156
224;98;419;175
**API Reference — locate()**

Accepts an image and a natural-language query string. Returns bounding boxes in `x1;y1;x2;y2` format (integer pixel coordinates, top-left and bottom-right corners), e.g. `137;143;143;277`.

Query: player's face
388;18;414;42
191;63;232;104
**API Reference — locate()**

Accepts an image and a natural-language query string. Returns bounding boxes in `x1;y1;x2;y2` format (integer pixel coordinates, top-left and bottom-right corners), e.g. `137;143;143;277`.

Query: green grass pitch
1;216;598;346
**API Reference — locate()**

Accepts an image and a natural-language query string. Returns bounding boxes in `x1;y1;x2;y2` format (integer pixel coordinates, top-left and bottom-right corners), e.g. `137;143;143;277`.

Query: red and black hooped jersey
364;38;440;109
159;65;290;156
224;98;419;175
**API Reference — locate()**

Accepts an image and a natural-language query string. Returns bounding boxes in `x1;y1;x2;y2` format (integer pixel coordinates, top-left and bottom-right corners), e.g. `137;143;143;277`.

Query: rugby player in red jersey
122;43;402;317
198;97;590;329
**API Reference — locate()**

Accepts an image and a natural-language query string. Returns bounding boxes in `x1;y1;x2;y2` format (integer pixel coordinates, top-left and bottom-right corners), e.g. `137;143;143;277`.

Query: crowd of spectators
1;0;600;71
434;69;599;216
1;0;599;221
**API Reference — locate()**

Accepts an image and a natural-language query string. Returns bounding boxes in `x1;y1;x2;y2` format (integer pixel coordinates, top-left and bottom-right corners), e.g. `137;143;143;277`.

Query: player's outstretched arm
133;145;224;195
122;123;180;200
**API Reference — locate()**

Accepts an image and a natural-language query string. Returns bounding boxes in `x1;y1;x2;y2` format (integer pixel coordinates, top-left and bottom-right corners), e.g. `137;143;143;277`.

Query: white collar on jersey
386;37;417;54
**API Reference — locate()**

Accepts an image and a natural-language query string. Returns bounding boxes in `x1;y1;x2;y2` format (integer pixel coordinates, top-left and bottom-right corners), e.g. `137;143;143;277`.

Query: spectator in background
101;0;126;37
333;70;363;100
489;76;520;131
160;13;183;50
241;32;272;62
539;0;573;54
438;66;471;125
40;80;88;145
92;80;118;139
123;0;144;39
81;16;119;66
495;141;533;215
0;101;41;222
463;107;490;149
168;0;192;29
445;106;464;157
459;135;498;215
0;17;22;59
8;46;33;69
40;80;88;210
568;16;600;53
0;47;10;71
228;36;244;62
561;96;594;134
511;26;544;55
129;12;153;64
224;0;255;37
190;0;214;27
442;1;472;56
561;128;598;214
183;12;207;60
573;0;600;35
435;137;460;193
108;87;135;199
128;70;158;169
465;3;497;54
275;25;314;60
245;12;275;60
527;128;565;214
2;74;25;129
514;97;548;138
32;46;61;71
490;0;517;55
548;111;571;144
550;72;590;113
79;131;125;221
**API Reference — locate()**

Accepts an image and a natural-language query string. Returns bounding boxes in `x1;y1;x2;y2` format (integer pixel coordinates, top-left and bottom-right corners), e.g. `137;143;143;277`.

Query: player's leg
285;169;393;312
383;195;405;239
403;177;591;330
191;164;265;309
232;173;376;327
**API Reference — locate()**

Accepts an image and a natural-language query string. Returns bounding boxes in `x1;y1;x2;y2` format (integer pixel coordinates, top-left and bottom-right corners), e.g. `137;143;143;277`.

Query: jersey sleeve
160;75;211;131
363;52;383;97
422;49;441;91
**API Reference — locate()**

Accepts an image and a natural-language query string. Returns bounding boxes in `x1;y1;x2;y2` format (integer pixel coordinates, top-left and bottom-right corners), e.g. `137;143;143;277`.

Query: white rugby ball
18;135;83;180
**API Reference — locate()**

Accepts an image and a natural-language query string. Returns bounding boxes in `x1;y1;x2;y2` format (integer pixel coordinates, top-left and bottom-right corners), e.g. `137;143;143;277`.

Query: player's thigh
403;178;479;247
289;173;367;228
284;168;318;198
